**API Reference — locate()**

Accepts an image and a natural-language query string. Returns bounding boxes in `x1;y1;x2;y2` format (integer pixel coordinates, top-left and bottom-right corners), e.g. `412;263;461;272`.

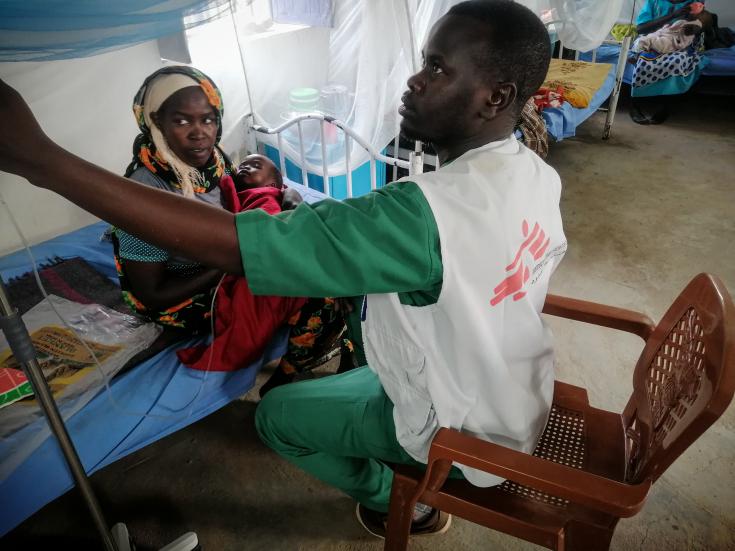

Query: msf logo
490;220;550;307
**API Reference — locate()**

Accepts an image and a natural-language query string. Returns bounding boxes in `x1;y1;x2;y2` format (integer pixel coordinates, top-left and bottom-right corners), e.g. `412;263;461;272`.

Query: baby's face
235;154;282;189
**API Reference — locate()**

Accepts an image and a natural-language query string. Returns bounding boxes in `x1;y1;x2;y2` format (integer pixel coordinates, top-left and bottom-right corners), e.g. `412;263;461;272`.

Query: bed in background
539;22;633;142
250;112;417;199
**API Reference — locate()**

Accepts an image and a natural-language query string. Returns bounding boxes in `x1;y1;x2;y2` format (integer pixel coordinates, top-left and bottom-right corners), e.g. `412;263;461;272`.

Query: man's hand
0;79;55;180
0;78;244;276
281;187;304;211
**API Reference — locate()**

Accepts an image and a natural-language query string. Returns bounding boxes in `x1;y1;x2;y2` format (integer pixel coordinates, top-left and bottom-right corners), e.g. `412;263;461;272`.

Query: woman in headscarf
113;66;237;331
113;66;352;380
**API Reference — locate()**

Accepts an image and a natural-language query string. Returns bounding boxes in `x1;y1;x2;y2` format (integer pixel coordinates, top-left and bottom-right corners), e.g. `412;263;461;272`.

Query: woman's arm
637;2;692;35
124;261;223;311
0;80;243;275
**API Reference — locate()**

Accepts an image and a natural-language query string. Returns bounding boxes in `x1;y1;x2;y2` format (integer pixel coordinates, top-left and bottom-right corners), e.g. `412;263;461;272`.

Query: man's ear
480;82;517;120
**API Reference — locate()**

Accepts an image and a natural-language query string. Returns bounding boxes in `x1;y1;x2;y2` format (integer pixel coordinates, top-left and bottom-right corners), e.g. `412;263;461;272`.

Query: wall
707;0;735;26
186;15;331;159
0;41;164;255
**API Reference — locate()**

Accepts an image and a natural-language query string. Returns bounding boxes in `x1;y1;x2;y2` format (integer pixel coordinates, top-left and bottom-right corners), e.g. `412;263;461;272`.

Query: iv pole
0;275;118;549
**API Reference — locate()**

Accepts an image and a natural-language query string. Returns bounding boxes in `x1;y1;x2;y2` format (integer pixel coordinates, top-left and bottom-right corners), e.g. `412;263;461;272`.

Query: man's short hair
447;0;550;110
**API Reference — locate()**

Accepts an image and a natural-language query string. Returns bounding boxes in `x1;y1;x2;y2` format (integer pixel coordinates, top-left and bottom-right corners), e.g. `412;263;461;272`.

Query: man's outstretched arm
0;79;243;275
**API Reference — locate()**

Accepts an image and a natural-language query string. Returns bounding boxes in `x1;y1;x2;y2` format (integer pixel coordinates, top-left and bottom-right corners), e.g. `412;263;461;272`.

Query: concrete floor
3;92;735;550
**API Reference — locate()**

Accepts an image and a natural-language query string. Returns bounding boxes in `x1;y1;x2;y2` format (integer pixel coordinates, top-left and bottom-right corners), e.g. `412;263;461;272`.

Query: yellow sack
542;59;613;108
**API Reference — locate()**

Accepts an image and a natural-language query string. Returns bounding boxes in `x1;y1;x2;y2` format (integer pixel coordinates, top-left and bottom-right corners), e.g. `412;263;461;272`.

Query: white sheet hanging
412;0;628;54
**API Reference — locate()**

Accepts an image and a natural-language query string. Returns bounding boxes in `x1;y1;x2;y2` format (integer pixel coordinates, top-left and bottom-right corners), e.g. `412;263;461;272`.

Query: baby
234;153;285;191
226;153;302;214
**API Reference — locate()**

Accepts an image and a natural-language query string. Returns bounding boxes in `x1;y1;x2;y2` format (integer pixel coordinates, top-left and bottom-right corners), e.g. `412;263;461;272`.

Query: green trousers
255;366;422;512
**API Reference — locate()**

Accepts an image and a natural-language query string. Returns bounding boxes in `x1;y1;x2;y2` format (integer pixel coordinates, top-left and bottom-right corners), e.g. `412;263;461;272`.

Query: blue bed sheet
703;45;735;76
0;182;322;535
580;44;635;85
541;63;616;141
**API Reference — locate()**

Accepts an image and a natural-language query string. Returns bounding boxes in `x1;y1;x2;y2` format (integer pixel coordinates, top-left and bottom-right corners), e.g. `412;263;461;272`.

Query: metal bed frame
249;114;423;199
546;20;633;140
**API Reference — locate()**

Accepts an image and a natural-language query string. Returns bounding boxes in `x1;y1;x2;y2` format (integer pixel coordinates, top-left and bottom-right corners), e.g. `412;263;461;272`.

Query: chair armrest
543;293;656;342
424;428;651;518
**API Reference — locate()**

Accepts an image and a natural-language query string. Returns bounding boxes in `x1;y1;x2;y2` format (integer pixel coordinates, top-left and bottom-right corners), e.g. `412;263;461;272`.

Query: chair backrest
623;273;735;484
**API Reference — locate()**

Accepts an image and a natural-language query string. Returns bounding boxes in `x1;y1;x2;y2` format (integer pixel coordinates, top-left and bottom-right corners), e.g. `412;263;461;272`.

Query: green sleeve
236;181;441;298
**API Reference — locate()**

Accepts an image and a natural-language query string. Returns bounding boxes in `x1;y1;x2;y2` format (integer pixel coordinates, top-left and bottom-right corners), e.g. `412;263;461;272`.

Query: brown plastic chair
385;273;735;551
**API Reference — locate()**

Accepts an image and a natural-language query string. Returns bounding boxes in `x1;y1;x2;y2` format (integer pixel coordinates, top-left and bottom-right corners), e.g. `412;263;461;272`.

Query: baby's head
235;154;283;190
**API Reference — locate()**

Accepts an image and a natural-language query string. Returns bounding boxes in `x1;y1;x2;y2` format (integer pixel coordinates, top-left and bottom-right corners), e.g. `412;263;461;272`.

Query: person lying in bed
113;67;347;376
0;0;565;538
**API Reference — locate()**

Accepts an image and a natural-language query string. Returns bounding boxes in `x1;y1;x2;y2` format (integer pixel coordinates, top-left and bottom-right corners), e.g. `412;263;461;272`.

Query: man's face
399;15;492;146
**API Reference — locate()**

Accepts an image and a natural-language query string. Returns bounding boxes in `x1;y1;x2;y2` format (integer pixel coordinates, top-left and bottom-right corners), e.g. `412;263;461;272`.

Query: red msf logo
490;220;550;306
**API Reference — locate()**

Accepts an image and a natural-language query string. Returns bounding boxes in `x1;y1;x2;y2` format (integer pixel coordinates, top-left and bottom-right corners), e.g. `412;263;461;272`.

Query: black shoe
355;503;451;539
649;104;669;124
630;101;669;125
630;103;652;125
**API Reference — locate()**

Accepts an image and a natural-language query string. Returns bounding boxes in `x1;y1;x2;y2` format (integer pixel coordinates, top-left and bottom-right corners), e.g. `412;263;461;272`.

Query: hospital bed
0;221;294;537
249;112;421;199
541;22;633;141
0;185;322;536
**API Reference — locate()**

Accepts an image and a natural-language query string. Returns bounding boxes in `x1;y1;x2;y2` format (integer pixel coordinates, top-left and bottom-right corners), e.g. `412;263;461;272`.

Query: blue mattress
704;45;735;76
541;62;617;141
0;180;322;536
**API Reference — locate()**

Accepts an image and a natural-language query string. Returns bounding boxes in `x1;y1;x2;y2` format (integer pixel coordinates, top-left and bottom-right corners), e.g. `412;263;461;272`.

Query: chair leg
384;472;419;551
562;520;616;551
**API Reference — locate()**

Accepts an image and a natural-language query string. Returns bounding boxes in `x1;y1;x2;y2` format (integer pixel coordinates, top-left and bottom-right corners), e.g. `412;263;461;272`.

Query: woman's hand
281;187;304;210
0;79;56;180
124;261;224;311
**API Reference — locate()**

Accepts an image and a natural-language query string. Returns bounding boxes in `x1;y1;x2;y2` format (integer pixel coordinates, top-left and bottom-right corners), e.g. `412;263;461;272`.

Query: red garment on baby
218;174;285;215
176;175;306;371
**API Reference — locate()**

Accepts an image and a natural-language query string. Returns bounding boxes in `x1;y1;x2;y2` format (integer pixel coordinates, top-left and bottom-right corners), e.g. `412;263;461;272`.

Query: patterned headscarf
126;65;232;197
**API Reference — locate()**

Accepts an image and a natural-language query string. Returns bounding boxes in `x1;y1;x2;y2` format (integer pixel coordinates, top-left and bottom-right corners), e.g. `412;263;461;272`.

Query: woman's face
154;87;218;169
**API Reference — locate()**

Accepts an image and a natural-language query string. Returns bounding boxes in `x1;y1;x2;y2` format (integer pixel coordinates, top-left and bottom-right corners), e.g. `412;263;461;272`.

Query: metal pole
0;276;117;551
345;134;352;198
297;120;309;187
319;121;330;196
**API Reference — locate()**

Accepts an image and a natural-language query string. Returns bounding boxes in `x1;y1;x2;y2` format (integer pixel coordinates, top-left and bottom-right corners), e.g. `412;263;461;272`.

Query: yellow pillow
542;59;613;108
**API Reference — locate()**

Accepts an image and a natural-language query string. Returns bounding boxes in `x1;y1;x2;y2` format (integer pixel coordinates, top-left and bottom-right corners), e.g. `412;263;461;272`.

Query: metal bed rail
251;113;421;199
